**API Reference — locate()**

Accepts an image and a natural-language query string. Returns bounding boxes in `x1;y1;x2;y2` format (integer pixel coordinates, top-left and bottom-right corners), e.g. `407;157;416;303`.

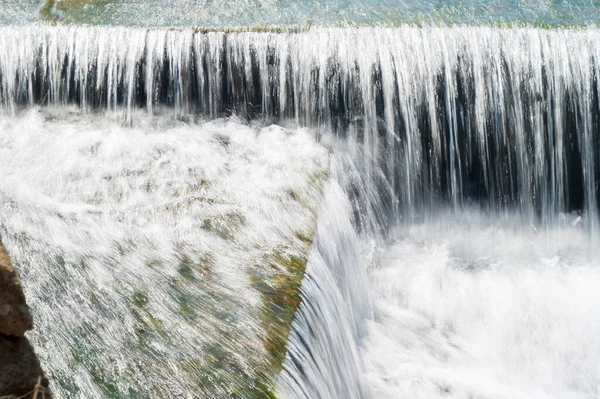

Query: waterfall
2;26;600;222
2;24;600;398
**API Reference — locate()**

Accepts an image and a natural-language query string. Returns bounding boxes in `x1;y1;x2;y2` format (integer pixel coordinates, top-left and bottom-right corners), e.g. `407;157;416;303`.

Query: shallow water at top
5;0;600;27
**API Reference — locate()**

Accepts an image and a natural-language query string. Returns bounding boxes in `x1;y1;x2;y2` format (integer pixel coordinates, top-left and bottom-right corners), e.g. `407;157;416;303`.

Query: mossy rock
249;250;309;397
40;0;113;23
201;212;246;241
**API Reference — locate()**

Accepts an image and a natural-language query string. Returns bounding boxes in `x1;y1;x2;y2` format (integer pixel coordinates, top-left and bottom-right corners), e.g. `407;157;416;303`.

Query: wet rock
0;334;49;398
0;241;33;337
0;239;50;398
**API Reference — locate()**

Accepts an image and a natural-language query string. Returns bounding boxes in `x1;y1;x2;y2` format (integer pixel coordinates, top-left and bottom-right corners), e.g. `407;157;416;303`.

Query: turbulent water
0;108;327;398
362;213;600;398
1;22;600;399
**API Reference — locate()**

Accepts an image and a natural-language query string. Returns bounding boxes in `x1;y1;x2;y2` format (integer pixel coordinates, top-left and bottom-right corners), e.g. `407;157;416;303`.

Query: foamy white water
0;107;327;398
279;139;600;399
277;166;372;399
363;212;600;399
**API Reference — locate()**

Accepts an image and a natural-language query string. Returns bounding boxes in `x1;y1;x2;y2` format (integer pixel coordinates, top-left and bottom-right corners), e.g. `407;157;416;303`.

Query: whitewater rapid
2;25;600;228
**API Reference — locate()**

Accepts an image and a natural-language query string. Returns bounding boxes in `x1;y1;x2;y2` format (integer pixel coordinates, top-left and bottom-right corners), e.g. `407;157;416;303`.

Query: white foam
0;107;328;397
363;211;600;399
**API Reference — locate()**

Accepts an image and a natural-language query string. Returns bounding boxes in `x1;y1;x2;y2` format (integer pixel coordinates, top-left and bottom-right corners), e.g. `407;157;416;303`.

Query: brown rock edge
0;239;51;399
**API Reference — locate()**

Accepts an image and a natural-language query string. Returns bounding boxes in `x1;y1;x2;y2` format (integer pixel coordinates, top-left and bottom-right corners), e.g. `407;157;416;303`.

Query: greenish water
6;0;600;27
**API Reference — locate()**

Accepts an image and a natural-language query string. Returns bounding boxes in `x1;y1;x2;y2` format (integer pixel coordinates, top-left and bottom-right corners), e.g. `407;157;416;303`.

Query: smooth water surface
6;0;600;27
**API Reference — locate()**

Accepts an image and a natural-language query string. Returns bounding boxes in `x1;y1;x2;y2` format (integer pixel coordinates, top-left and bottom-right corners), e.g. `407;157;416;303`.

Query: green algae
132;290;149;308
294;231;313;246
251;253;307;373
201;212;246;241
40;0;114;24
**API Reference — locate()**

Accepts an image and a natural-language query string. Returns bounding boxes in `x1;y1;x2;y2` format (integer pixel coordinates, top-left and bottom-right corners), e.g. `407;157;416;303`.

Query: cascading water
0;108;328;398
3;26;600;221
1;21;600;399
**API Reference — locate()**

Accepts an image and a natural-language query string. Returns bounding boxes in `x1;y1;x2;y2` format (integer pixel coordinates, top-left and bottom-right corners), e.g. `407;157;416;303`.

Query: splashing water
0;22;600;399
279;151;600;399
363;212;600;399
0;108;327;398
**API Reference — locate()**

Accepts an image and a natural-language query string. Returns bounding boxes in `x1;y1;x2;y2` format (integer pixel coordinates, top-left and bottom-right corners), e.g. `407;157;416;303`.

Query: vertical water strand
503;31;526;215
541;32;556;222
293;32;308;127
316;30;329;135
379;30;399;220
42;28;54;108
224;33;238;116
0;27;17;112
105;28;117;112
276;33;288;118
440;29;462;208
288;32;301;126
471;29;492;202
115;28;129;111
145;29;158;116
17;25;35;108
528;30;545;220
193;32;206;115
95;28;107;110
420;28;443;215
395;28;417;215
492;31;511;211
576;31;598;230
252;33;269;117
124;29;145;120
64;26;75;107
365;29;381;193
242;32;255;118
226;34;239;116
166;29;193;115
544;30;567;223
209;32;224;118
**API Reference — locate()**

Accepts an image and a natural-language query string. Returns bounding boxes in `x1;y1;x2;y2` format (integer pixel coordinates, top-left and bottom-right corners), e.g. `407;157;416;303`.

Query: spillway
0;25;599;398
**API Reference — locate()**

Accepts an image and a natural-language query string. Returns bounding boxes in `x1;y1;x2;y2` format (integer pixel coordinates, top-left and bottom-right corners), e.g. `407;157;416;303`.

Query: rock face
0;243;33;337
0;239;50;398
0;335;48;398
